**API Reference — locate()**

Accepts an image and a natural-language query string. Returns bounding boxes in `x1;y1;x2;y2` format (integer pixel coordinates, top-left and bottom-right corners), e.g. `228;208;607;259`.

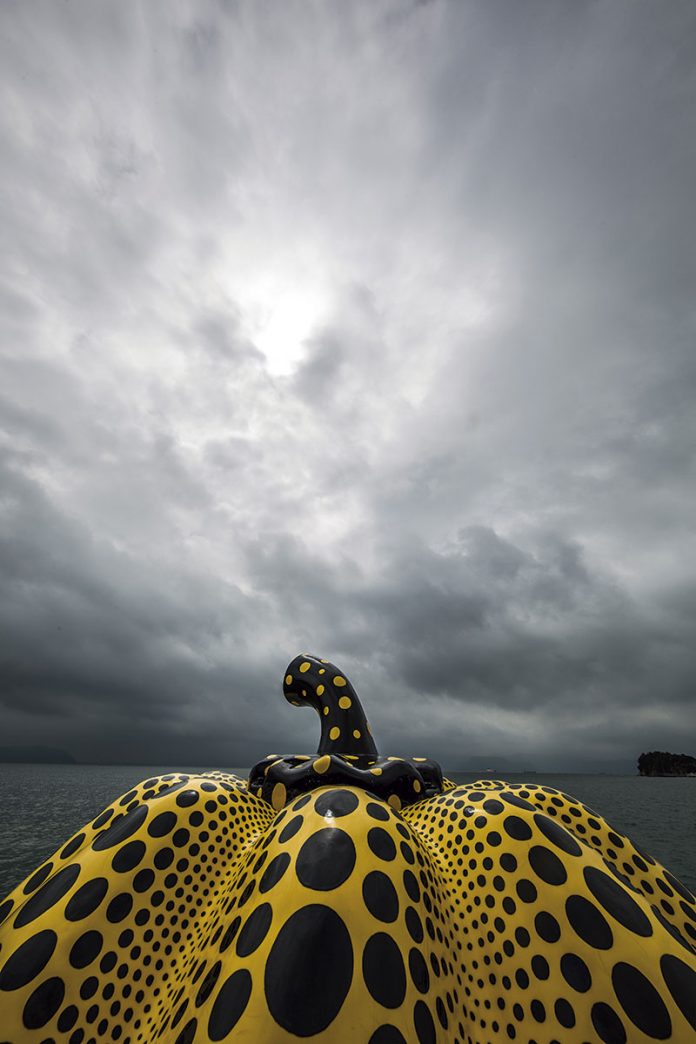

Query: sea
0;764;694;901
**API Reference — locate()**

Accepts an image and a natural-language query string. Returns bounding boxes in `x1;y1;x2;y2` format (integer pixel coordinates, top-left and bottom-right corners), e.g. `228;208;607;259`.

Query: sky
1;0;695;772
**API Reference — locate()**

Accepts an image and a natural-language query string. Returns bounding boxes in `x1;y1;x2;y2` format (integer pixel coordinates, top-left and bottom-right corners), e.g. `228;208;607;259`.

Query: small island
638;750;696;776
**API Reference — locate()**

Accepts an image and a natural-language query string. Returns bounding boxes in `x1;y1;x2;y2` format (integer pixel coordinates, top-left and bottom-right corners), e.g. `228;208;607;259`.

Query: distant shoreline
638;773;696;778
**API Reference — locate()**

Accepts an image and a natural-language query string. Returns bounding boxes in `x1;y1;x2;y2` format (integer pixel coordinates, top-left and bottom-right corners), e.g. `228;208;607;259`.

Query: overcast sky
1;0;695;772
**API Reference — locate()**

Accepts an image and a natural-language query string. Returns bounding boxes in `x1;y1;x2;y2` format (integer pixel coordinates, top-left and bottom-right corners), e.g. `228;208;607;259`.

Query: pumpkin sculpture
0;654;695;1043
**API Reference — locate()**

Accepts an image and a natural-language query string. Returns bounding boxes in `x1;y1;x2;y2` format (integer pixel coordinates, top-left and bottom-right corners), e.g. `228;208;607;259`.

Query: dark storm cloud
0;451;279;758
1;0;695;770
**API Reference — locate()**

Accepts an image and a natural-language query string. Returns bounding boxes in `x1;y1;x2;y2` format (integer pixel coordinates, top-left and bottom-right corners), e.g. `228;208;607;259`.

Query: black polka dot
363;872;399;923
0;929;57;990
92;805;148;850
503;896;517;917
23;863;53;895
176;789;199;807
314;789;360;817
220;916;241;953
62;875;108;922
60;833;85;860
147;811;177;837
515;926;530;948
279;815;303;843
172;826;188;849
238;880;256;908
369;1026;407;1044
296;828;356;890
363;933;406;1008
660;954;696;1031
504;815;532;841
111;840;146;873
174;1017;198;1044
679;900;696;923
583;866;652;937
265;905;353;1036
57;1004;78;1031
13;865;81;928
80;974;97;999
192;959;208;984
366;802;390;821
554;997;575;1028
516;878;537;903
534;911;560;943
132;868;154;894
483;799;504;815
106;892;133;923
195;960;221;1007
565;895;613;949
406;906;424;943
403;870;420;903
531;998;546;1022
208;969;252;1040
560;952;591;993
69;931;103;970
612;961;671;1039
368;827;397;861
22;975;65;1029
531;954;550;980
656;878;674;900
400;841;415;864
154;847;174;870
172;998;190;1029
253;850;269;874
591;1002;627;1043
533;814;582;856
528;845;567;885
408;948;430;993
236;903;273;957
260;853;290;893
413;1000;436;1044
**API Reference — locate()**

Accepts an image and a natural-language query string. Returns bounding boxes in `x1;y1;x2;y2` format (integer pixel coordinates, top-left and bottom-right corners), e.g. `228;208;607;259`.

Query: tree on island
638;751;696;776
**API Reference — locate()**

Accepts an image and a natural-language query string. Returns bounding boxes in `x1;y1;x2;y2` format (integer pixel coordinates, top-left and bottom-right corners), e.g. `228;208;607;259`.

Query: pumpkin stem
283;654;379;758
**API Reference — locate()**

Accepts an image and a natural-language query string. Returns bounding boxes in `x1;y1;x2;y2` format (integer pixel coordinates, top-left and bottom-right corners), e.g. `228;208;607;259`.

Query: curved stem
284;654;379;758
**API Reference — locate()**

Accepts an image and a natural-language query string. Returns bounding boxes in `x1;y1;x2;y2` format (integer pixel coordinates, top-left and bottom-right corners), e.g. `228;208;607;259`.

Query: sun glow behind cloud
243;277;328;376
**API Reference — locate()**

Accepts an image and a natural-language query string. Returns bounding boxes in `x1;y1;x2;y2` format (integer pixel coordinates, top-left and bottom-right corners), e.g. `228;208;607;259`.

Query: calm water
0;765;694;900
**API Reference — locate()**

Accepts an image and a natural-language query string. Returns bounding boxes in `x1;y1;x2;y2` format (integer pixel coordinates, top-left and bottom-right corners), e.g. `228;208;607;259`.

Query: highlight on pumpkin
0;655;694;1043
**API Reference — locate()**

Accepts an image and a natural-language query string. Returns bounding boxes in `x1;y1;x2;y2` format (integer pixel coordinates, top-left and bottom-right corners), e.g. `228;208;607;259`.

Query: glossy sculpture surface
0;656;695;1043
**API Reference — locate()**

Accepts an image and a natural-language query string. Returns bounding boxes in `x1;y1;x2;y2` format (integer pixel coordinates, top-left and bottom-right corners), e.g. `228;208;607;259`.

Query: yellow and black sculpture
0;654;695;1042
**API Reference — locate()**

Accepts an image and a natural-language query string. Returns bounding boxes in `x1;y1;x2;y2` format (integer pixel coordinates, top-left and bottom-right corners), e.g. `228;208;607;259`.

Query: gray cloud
1;0;695;771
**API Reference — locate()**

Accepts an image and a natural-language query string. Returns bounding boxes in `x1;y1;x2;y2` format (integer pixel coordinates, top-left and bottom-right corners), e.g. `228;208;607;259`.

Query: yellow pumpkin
0;654;694;1043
